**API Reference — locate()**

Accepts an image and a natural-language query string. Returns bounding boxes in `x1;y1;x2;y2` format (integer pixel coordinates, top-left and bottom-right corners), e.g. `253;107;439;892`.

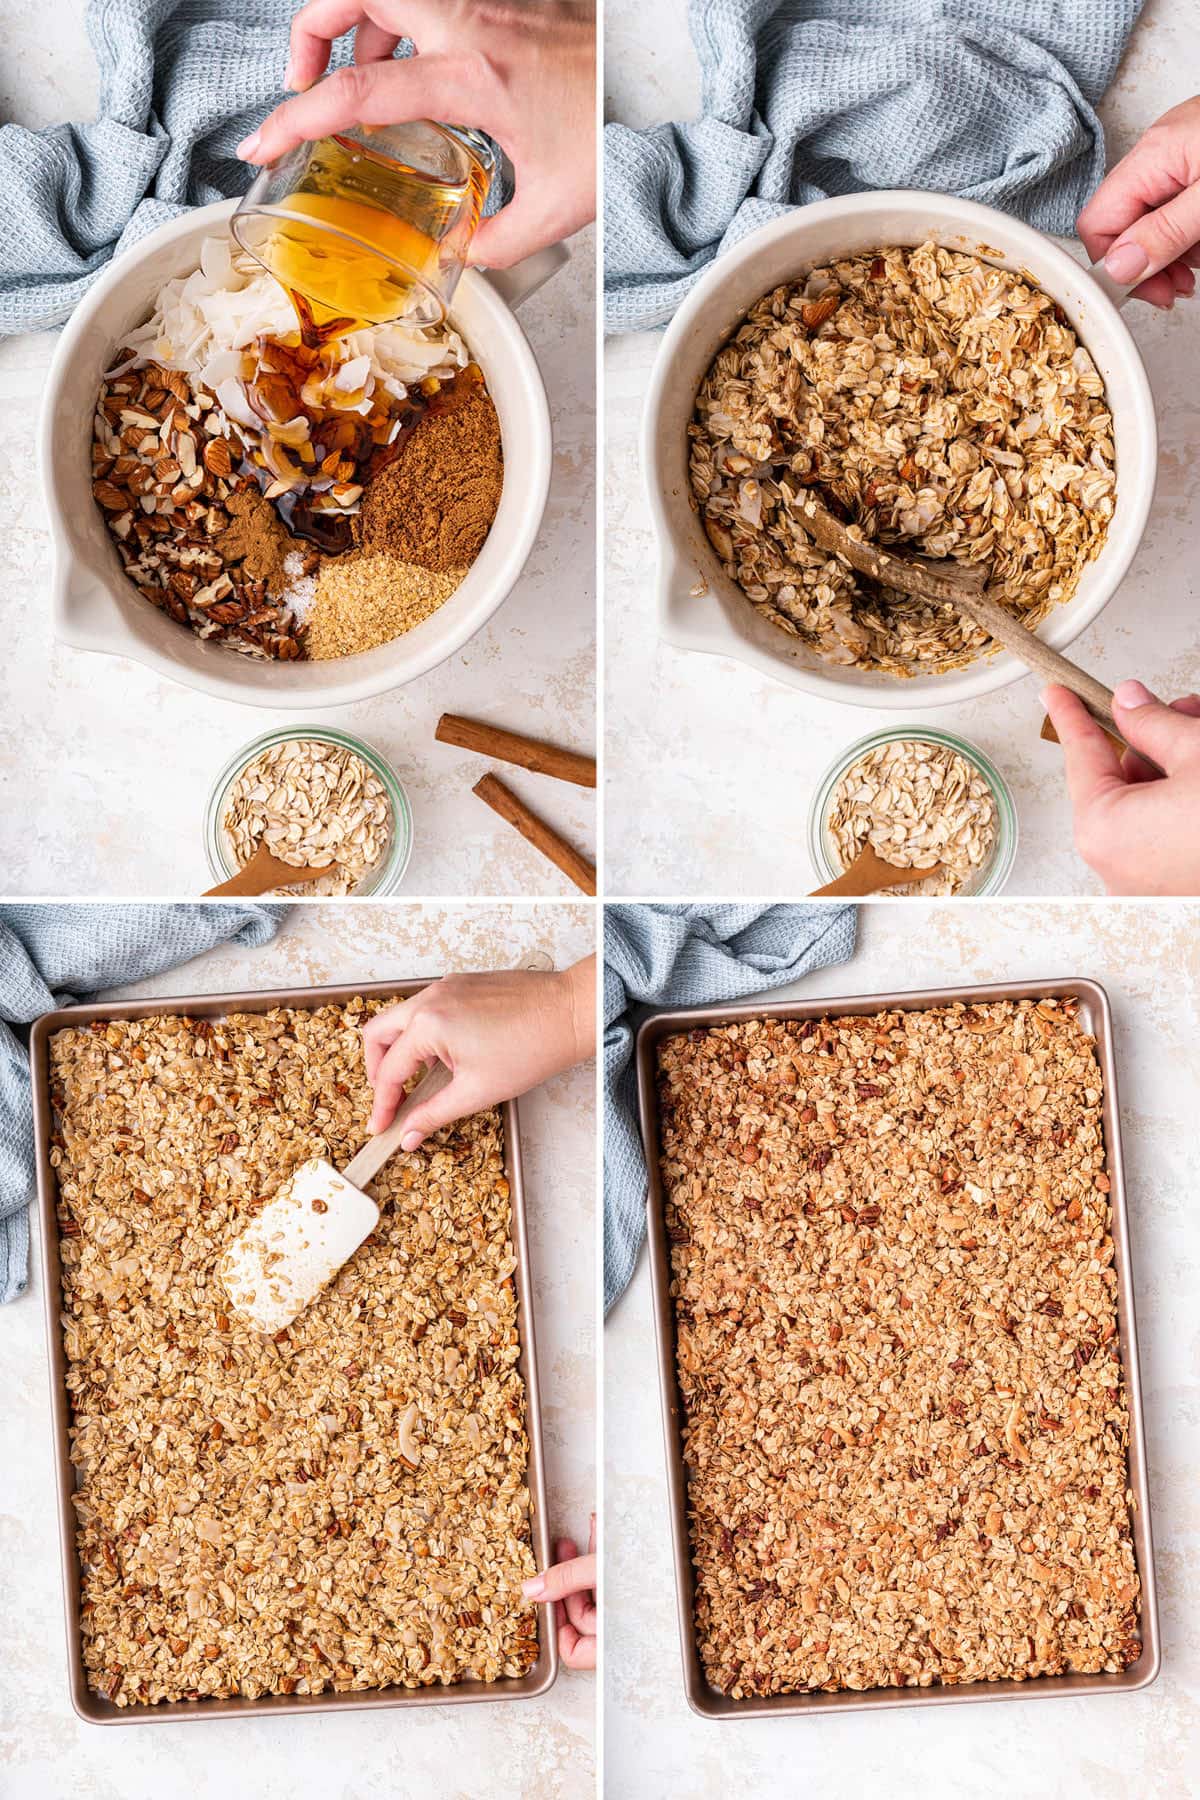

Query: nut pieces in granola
221;738;392;895
92;357;305;660
49;1000;538;1706
826;738;997;896
690;242;1115;675
656;1000;1141;1700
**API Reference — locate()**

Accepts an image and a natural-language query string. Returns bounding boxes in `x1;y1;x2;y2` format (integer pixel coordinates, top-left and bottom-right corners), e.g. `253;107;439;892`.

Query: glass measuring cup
232;122;496;338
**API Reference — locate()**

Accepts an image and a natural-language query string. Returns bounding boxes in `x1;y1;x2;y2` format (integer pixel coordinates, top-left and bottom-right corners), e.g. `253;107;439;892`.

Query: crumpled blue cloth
605;0;1144;331
0;903;286;1303
604;903;857;1311
0;1;356;335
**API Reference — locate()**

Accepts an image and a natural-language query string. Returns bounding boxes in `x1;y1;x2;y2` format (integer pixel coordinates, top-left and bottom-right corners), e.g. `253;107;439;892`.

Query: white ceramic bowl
40;199;563;708
643;191;1157;709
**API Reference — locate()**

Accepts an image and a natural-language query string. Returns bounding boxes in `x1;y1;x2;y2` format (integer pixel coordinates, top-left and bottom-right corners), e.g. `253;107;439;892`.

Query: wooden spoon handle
951;586;1117;731
811;865;892;897
203;861;281;898
791;492;1125;738
203;846;333;898
810;847;944;898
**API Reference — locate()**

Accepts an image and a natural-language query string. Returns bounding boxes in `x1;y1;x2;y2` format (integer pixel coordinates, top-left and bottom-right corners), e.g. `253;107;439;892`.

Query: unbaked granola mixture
49;1001;537;1707
826;738;997;897
689;243;1115;675
91;238;501;662
657;1000;1141;1699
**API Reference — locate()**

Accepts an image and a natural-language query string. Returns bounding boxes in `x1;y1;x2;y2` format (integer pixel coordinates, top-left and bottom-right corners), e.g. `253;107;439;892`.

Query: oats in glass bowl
826;737;997;897
221;736;392;895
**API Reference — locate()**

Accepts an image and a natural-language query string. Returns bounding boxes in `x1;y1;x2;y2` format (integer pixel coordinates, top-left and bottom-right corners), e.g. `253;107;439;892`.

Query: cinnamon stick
437;713;596;788
472;774;596;896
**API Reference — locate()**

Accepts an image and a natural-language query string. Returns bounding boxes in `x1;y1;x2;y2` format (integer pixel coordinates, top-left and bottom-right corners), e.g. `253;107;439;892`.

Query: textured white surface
0;903;597;1800
604;900;1200;1799
0;8;595;898
604;0;1200;896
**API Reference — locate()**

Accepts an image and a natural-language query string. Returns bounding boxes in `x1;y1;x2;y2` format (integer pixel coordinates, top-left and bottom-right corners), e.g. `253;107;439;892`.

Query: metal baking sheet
636;977;1160;1720
31;978;557;1724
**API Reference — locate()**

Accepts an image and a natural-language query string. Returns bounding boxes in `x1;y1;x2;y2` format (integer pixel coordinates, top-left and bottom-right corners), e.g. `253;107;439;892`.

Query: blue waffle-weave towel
604;903;857;1310
0;903;285;1303
605;0;1143;331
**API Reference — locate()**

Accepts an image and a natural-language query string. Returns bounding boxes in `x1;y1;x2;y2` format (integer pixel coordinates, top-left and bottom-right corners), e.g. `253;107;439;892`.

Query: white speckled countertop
0;0;595;898
0;903;596;1800
605;900;1200;1799
604;0;1200;896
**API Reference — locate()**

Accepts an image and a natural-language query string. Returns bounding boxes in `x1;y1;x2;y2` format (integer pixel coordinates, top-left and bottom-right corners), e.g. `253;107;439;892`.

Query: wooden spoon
203;842;334;897
811;844;947;897
790;491;1125;740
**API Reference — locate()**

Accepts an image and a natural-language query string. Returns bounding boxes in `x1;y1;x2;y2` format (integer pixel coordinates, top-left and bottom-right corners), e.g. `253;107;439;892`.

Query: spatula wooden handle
342;1062;453;1190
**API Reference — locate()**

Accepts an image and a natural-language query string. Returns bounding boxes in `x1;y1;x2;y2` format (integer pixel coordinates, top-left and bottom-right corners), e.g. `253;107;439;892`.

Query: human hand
522;1516;596;1671
1043;681;1200;894
361;955;595;1141
237;0;596;268
1077;96;1200;307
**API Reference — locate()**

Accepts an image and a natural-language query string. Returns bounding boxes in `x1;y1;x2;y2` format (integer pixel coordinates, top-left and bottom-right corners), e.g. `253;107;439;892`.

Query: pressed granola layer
49;1000;537;1707
657;1000;1141;1699
689;243;1115;675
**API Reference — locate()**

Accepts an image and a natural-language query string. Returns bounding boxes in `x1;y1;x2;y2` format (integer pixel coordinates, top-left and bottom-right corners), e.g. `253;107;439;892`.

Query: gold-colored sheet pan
636;977;1159;1720
31;978;557;1724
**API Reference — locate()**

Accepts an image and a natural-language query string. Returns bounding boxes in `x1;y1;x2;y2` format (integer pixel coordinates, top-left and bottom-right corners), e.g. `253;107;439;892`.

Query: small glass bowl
204;725;414;896
806;725;1018;897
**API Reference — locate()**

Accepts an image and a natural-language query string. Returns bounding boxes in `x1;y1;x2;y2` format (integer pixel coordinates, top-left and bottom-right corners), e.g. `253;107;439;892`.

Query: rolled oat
221;737;392;895
826;737;997;896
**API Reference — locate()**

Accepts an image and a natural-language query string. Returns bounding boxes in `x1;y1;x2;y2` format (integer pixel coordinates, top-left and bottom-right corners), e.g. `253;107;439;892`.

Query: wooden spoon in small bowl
203;842;334;898
811;844;947;898
790;491;1137;752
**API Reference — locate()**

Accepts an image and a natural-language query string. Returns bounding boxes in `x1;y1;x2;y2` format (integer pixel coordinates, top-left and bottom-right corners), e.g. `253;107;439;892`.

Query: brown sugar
355;385;503;573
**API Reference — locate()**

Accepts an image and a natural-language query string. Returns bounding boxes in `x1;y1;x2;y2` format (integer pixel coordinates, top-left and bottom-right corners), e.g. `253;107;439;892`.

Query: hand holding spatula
220;1059;452;1334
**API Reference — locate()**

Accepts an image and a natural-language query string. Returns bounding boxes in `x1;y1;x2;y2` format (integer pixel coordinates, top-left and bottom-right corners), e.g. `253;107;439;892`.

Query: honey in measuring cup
233;122;494;344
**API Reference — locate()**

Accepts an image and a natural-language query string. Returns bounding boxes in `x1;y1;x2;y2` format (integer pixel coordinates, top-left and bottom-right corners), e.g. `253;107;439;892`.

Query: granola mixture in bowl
48;999;540;1706
204;726;413;895
91;236;502;663
807;725;1017;896
689;242;1116;676
656;1000;1143;1701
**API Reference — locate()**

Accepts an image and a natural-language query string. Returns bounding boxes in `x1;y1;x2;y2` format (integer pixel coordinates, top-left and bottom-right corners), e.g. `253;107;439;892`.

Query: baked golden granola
689;243;1115;675
656;999;1141;1699
48;1000;538;1707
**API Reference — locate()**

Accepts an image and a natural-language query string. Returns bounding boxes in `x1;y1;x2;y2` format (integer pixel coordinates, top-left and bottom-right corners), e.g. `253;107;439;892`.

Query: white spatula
219;953;554;1332
220;1060;452;1332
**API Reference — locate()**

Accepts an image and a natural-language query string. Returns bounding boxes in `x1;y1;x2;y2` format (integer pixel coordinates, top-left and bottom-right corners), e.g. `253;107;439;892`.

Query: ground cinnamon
355;385;503;572
216;488;308;596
